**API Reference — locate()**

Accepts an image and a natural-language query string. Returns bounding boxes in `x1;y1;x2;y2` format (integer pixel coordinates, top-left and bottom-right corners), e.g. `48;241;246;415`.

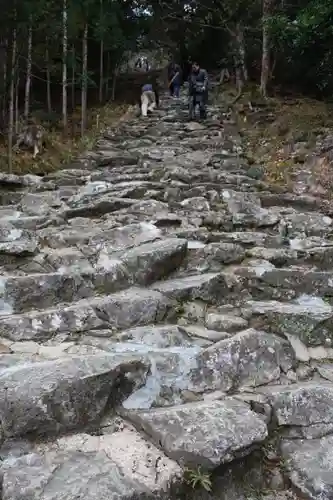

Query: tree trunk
236;23;248;83
45;39;52;113
71;46;75;110
24;18;32;121
229;24;248;94
8;24;16;173
15;72;19;134
99;40;104;103
99;0;104;103
105;51;110;97
260;0;273;98
111;64;118;101
2;39;7;122
81;22;88;137
62;0;68;131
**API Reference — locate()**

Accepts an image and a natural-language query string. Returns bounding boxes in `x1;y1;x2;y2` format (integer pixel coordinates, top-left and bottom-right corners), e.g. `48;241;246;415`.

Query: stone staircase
0;92;332;499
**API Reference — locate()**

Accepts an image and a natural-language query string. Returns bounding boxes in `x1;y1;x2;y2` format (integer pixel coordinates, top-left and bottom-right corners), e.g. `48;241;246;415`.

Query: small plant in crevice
184;466;212;492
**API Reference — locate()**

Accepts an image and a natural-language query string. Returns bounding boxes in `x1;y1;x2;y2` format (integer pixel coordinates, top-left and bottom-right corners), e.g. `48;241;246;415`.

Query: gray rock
0;354;149;437
84;342;201;408
151;272;239;304
33;424;182;494
281;436;333;500
257;382;333;438
0;238;38;257
222;189;280;227
238;267;333;301
83;324;207;348
0;287;172;341
246;298;333;347
280;211;332;238
205;312;248;332
0;272;96;314
214;231;271;246
65;194;136;218
1;451;155;500
19;192;66;216
189;328;294;393
246;246;298;266
121;238;187;285
180;196;210;211
178;324;230;342
184;242;246;273
204;242;246;264
125;399;267;469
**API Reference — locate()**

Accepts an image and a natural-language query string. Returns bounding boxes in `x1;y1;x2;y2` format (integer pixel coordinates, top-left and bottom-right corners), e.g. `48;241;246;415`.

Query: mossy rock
247;165;265;180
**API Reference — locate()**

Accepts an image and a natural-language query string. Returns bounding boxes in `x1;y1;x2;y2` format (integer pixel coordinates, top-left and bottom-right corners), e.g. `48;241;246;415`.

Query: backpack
194;81;205;93
142;83;153;92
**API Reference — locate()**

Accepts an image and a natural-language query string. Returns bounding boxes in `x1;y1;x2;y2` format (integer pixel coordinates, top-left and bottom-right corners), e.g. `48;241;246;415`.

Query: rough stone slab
183;242;246;274
0;238;38;258
246;246;299;266
205;312;248;332
19;191;66;216
32;246;94;273
189;328;294;393
0;272;96;314
38;221;162;250
150;272;239;303
0;354;149;438
89;221;162;249
246;299;333;347
281;211;332;238
125;399;267;469
281;436;333;500
214;231;271;246
94;149;139;166
0;223;38;258
0;223;29;243
239;267;333;300
83;324;208;348
121;238;187;285
64;194;136;218
0;172;40;187
0;287;172;341
222;189;279;227
257;382;333;439
1;450;155;500
21;239;185;295
34;422;183;494
178;324;230;342
78;338;200;408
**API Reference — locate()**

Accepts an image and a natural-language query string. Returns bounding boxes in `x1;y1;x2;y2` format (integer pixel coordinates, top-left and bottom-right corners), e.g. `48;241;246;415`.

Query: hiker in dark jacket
188;61;208;120
167;62;182;97
170;63;182;98
167;62;175;96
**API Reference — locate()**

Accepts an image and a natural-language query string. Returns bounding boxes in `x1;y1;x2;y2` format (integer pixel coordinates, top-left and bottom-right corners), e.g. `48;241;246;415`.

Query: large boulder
0;354;149;437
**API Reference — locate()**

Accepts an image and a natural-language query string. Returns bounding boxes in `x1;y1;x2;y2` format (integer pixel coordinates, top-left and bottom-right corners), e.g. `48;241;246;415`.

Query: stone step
1;87;333;499
1;423;183;499
234;264;333;300
150;271;241;304
0;237;188;314
0;353;149;438
245;298;333;351
37;221;162;250
123;399;268;469
0;287;173;342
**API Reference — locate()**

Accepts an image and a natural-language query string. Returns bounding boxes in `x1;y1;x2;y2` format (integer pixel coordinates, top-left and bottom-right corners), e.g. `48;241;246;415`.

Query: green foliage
184;466;213;492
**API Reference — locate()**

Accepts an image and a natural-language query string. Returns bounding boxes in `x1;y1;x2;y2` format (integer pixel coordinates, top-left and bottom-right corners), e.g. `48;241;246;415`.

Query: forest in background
1;0;333;173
